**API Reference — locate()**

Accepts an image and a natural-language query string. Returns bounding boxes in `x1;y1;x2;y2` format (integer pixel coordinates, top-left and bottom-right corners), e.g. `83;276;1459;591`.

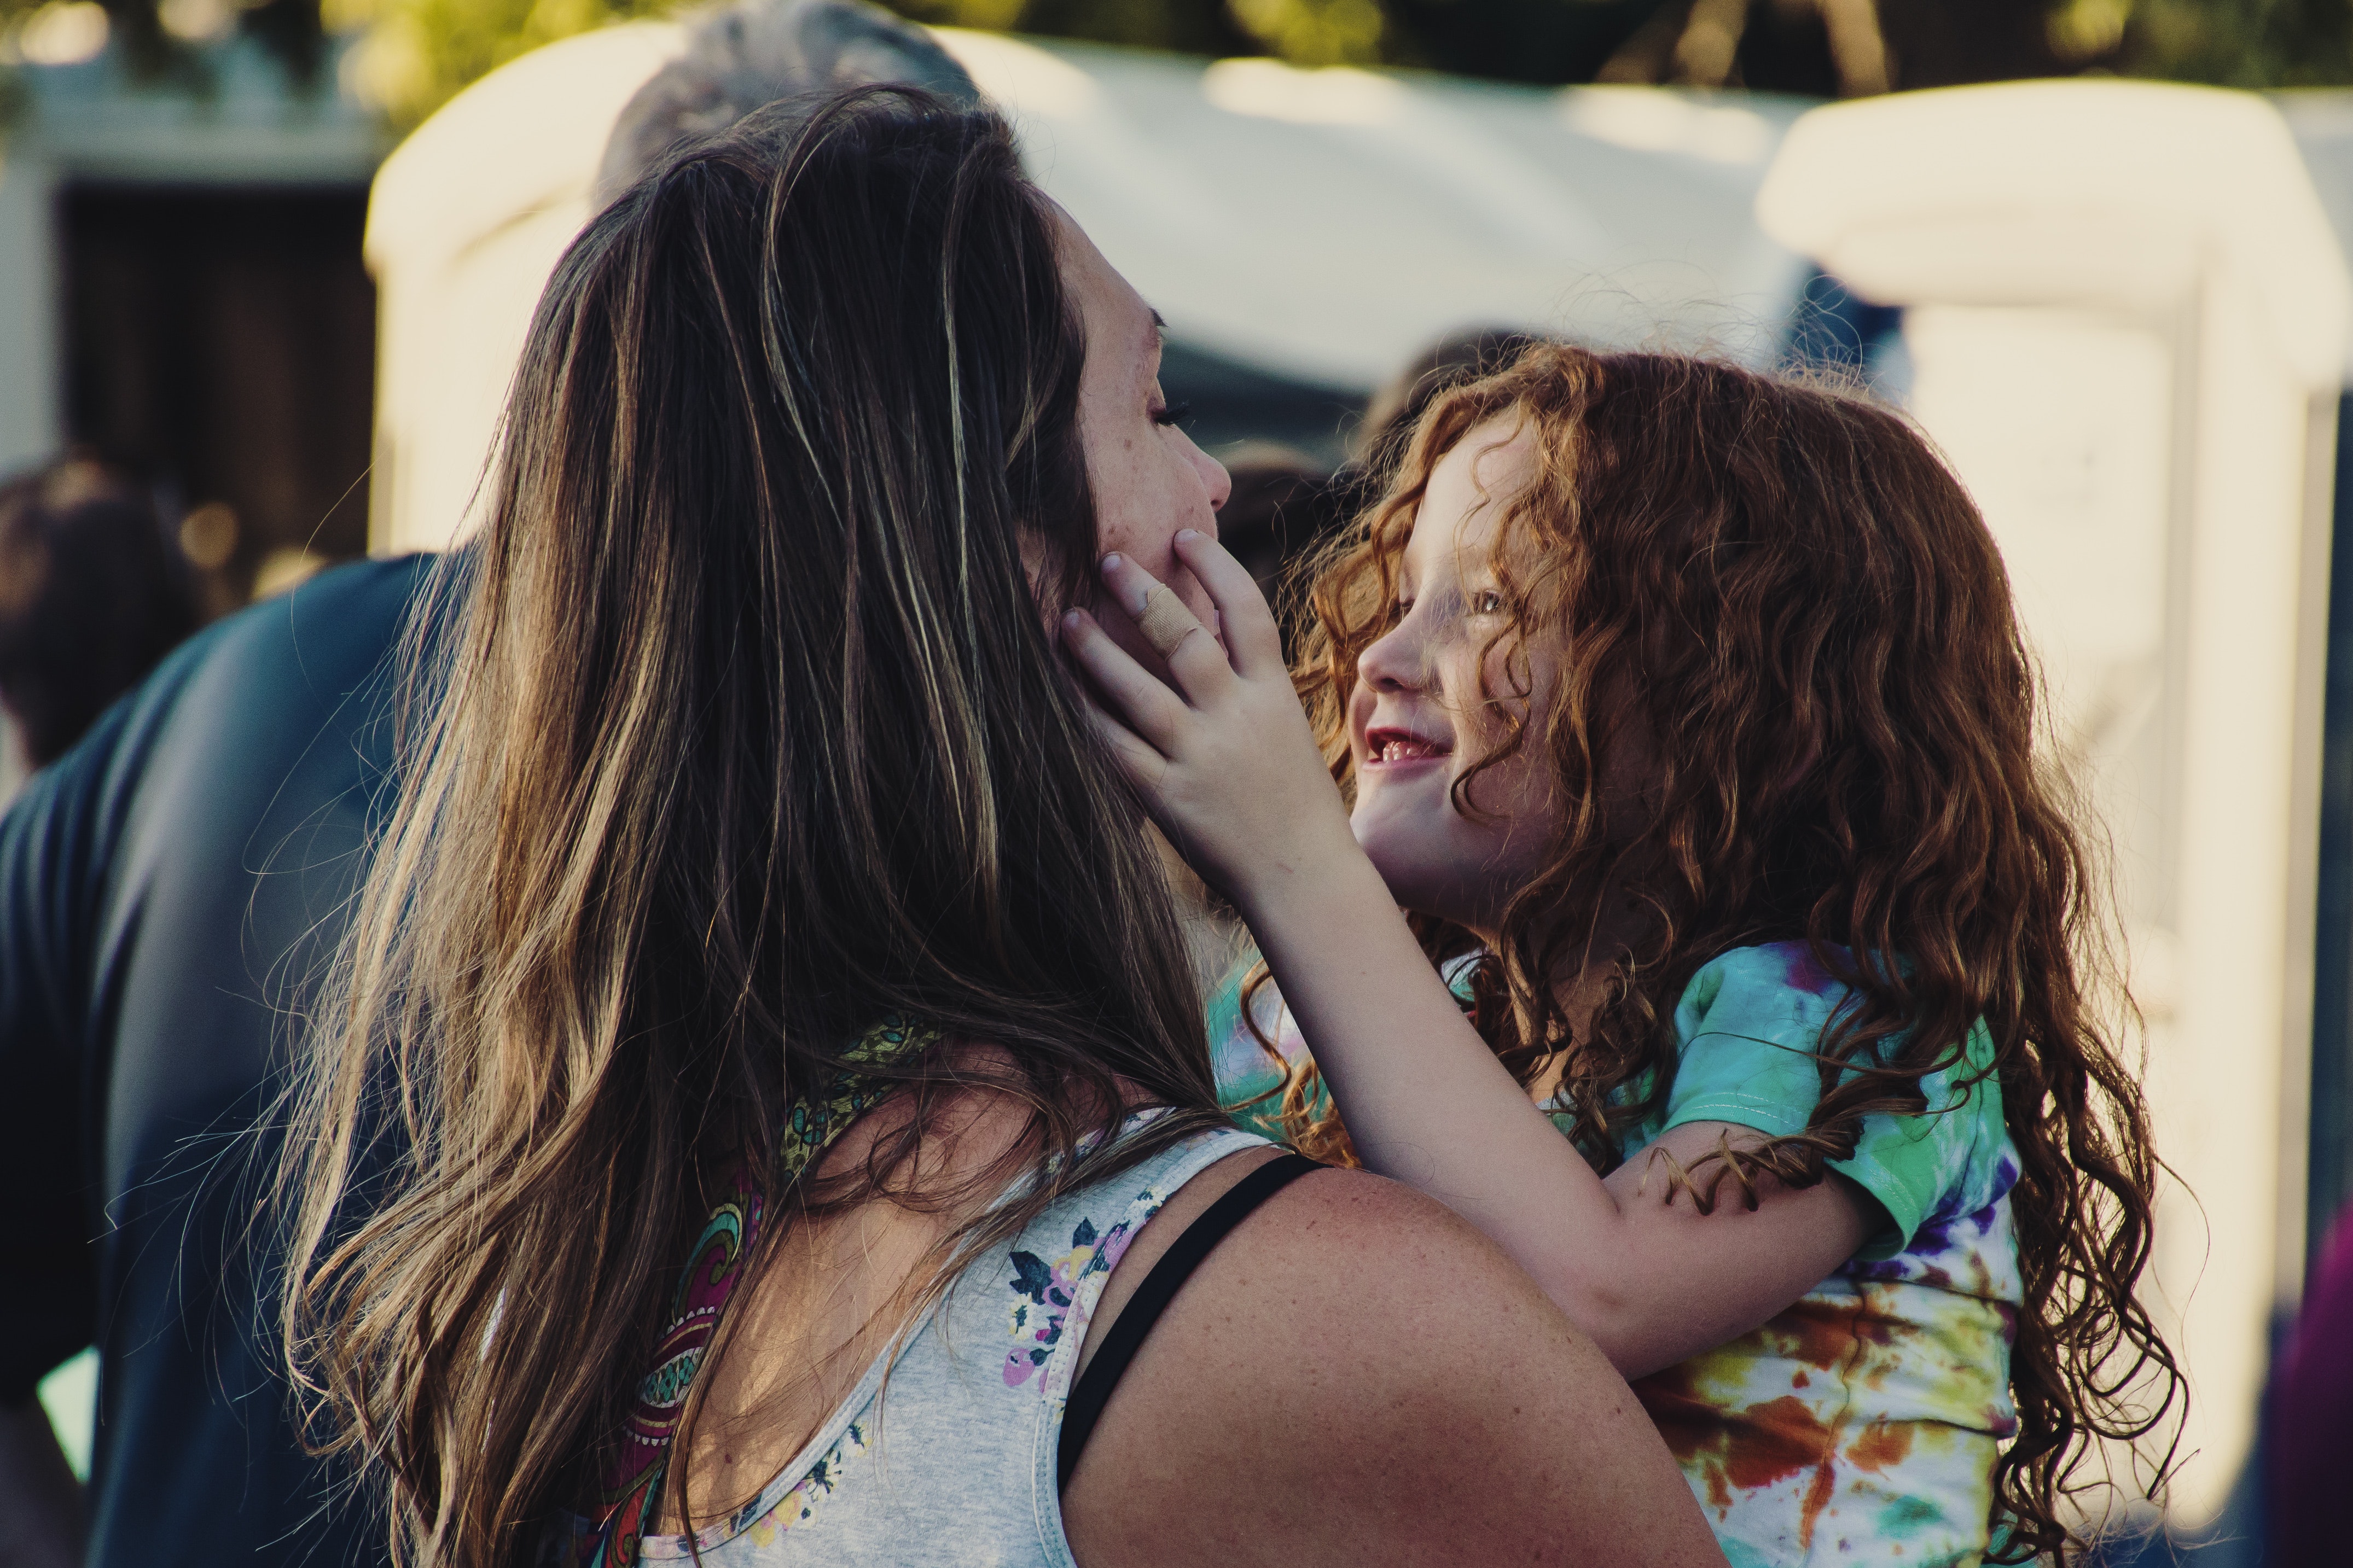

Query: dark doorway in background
61;184;374;610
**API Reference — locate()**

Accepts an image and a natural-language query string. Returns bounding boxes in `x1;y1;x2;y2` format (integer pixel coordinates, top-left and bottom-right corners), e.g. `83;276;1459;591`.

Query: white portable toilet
1761;79;2353;1526
364;21;688;560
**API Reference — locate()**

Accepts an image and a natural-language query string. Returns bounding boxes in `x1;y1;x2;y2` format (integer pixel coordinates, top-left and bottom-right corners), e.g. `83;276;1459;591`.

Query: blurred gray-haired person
0;9;972;1567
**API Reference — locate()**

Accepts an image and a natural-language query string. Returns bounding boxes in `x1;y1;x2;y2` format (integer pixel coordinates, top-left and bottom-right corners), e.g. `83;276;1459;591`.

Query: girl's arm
1062;535;1870;1377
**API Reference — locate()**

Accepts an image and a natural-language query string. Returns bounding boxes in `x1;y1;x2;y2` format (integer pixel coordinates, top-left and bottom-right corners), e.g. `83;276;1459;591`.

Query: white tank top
542;1120;1271;1567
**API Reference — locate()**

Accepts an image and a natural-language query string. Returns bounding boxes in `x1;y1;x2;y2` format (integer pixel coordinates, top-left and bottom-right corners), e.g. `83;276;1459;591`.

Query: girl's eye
1152;400;1193;429
1471;589;1504;615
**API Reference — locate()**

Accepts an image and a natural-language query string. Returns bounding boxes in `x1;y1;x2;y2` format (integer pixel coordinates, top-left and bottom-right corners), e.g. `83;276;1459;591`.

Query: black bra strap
1056;1152;1322;1490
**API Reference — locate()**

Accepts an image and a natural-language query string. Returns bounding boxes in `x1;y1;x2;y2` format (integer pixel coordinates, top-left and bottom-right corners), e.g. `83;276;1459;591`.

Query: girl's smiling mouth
1364;726;1453;767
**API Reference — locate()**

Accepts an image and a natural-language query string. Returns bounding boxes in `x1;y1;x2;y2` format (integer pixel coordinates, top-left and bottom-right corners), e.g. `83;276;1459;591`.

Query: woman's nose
1188;435;1231;519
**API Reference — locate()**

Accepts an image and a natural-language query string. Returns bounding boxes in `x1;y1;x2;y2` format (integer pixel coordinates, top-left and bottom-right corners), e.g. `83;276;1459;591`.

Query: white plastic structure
363;22;688;561
1761;79;2353;1527
362;25;1813;555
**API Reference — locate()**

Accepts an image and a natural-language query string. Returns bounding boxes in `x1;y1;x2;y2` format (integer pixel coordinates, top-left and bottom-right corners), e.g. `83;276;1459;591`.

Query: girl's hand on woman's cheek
1059;532;1360;911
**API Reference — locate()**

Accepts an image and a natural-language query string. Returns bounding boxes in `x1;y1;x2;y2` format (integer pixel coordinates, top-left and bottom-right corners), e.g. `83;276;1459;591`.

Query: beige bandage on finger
1135;582;1205;657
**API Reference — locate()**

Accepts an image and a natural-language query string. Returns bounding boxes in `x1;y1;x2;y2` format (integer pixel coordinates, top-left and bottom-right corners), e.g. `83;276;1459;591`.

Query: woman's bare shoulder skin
1060;1162;1725;1568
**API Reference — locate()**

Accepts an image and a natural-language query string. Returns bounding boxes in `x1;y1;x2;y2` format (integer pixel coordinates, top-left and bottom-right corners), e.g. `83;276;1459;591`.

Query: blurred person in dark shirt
0;6;974;1566
0;555;429;1568
0;459;197;771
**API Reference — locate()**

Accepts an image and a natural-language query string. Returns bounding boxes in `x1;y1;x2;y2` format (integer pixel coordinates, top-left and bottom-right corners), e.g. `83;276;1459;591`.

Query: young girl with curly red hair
1064;343;2181;1565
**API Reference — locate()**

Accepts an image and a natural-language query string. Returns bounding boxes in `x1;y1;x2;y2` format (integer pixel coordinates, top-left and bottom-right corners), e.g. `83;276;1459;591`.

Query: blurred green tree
2113;0;2353;86
326;0;673;126
4;0;2352;129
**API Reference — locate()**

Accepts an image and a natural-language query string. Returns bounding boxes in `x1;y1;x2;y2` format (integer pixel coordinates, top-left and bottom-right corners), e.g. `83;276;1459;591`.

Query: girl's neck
1521;958;1617;1111
1477;883;1647;1110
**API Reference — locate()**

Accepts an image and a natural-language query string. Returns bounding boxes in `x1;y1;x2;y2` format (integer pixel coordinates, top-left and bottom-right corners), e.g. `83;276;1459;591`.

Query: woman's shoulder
1060;1161;1725;1567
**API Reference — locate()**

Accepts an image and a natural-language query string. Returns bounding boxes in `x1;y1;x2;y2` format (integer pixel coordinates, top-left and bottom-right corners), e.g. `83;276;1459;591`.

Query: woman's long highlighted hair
1277;343;2180;1560
278;90;1223;1568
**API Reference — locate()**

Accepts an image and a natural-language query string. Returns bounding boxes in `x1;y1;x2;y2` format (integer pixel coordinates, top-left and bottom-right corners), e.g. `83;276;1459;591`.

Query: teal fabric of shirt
1595;941;2008;1262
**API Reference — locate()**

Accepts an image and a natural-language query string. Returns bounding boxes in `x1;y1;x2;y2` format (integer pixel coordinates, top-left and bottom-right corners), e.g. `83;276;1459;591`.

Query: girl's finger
1096;553;1237;706
1170;529;1287;681
1076;691;1173;791
1060;608;1190;755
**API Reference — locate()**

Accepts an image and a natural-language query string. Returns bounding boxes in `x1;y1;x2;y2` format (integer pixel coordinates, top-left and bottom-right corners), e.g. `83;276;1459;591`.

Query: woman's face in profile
1053;209;1231;670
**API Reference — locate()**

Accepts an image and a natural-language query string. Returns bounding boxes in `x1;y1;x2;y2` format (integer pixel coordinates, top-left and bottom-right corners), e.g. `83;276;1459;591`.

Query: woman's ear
1019;530;1055;616
1020;529;1091;629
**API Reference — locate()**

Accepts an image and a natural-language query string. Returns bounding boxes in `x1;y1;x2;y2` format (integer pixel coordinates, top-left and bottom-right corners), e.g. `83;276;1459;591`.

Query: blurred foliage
6;0;2353;129
2113;0;2353;86
325;0;675;127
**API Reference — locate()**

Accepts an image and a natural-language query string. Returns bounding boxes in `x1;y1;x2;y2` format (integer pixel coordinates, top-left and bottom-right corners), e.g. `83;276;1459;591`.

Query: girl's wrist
1226;824;1391;932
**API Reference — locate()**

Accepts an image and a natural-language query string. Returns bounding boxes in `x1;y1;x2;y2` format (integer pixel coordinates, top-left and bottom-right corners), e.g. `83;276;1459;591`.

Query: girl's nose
1357;617;1423;693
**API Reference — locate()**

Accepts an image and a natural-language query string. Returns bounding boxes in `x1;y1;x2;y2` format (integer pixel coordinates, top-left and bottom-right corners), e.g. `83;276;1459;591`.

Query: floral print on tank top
1004;1213;1129;1389
1209;941;2021;1568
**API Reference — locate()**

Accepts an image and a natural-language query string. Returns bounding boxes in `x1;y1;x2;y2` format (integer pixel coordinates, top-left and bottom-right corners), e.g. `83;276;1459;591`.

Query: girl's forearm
1233;844;1644;1309
1067;533;1869;1372
1236;852;1872;1375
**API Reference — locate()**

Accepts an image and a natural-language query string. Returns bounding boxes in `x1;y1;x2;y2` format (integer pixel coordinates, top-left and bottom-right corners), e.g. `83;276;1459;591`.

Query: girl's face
1054;209;1231;669
1348;419;1564;936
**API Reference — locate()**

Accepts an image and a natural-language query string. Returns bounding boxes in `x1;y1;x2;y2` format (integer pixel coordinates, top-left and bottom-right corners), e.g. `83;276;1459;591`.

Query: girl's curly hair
1264;341;2182;1560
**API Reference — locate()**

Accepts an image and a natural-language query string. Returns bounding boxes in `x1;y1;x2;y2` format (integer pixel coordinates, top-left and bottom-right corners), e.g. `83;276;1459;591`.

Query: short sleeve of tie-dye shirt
1635;942;2007;1263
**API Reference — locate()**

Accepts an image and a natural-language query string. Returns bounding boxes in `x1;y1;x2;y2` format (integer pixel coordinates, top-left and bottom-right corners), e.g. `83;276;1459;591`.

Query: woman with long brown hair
1070;343;2181;1564
277;91;1721;1568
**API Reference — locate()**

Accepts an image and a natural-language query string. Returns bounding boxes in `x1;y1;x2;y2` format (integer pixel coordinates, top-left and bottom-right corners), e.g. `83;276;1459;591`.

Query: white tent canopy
364;24;1812;553
951;36;1811;387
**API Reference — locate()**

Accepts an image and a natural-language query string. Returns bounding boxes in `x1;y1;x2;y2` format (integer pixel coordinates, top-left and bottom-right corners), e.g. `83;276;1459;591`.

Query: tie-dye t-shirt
1603;942;2019;1568
1209;941;2020;1568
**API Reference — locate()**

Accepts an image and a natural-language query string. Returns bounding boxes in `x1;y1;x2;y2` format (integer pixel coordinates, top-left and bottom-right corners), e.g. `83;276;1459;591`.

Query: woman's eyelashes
1149;399;1193;429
